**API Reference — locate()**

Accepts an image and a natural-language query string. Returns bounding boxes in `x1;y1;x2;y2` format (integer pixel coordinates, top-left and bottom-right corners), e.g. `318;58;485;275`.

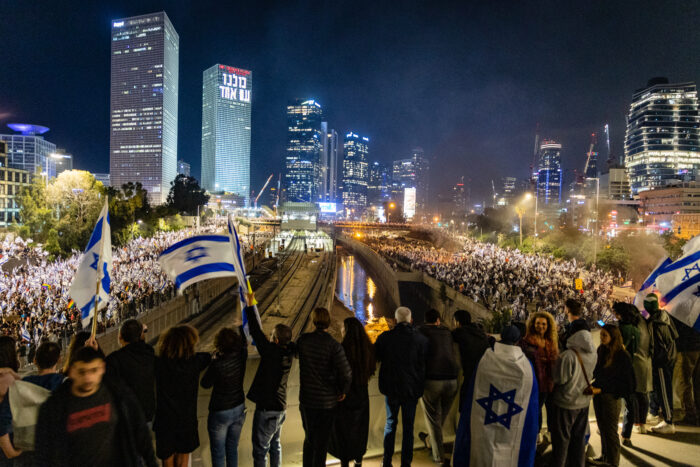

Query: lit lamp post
516;193;533;247
388;202;396;223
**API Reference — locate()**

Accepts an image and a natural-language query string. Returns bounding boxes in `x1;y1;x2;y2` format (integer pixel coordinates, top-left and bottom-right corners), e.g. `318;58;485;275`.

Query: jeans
593;393;621;466
383;397;418;467
207;403;246;467
652;363;675;423
420;379;458;462
252;408;286;467
549;403;589;467
299;405;336;467
679;350;700;421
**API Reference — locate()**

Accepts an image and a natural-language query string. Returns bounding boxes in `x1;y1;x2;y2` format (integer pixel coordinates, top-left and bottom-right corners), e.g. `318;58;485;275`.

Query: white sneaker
633;424;647;434
651;421;676;434
646;414;661;425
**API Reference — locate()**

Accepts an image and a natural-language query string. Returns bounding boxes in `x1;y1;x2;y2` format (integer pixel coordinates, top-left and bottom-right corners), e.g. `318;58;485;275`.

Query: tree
167;175;209;215
106;182;151;245
16;177;55;242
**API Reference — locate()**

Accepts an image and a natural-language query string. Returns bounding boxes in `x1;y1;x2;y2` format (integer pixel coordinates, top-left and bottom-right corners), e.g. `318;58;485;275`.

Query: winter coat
35;377;157;467
519;335;558;394
375;322;428;401
105;341;156;421
648;309;679;368
633;318;653;393
452;323;490;384
618;322;639;356
551;330;597;410
244;306;295;411
671;316;700;353
296;329;352;409
559;318;591;350
200;331;247;411
593;346;636;399
419;324;458;380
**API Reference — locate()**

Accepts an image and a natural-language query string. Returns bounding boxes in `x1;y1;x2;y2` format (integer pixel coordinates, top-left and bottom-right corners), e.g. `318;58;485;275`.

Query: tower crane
254;174;274;209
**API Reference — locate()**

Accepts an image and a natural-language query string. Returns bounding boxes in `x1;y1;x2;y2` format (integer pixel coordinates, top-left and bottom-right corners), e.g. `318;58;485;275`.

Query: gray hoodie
551;330;597;410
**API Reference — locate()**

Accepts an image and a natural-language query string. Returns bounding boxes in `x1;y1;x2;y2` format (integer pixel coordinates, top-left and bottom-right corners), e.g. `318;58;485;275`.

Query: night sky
0;0;698;203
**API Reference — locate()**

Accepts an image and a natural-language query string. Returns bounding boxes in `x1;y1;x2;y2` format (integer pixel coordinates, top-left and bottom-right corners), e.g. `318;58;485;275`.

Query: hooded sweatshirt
551;330;597;410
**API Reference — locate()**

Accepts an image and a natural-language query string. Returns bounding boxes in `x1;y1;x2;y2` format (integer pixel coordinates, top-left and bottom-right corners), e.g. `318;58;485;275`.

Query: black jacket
105;341;156;421
649;309;679;368
35;376;157;467
201;329;247;412
671;315;700;353
296;329;352;409
244;306;296;411
452;323;490;384
559;318;591;350
375;322;428;401
593;346;636;399
419;324;458;380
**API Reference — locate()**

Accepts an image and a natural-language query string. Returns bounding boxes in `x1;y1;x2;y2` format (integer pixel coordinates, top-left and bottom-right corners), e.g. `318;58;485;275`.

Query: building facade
368;161;391;205
0;141;31;227
639;181;700;227
537;140;563;206
201;64;252;203
53;150;73;177
599;167;632;201
498;176;517;206
285;100;323;202
624;78;700;194
93;173;111;187
342;132;369;214
177;159;191;177
320;122;340;203
110;12;179;205
0;124;57;179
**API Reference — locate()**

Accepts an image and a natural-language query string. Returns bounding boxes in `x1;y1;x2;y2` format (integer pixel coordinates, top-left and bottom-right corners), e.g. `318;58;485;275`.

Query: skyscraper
0;124;56;178
368;161;391;205
500;176;517;205
201;64;252;202
285;100;323;202
321;122;340;202
625;77;700;194
391;148;430;214
536;140;562;206
342;132;369;214
411;147;430;214
110;12;179;204
177;159;191;177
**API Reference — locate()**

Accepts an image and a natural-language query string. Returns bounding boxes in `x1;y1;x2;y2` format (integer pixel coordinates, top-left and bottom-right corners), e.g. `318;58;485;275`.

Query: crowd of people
0;288;696;467
0;225;250;353
365;234;615;325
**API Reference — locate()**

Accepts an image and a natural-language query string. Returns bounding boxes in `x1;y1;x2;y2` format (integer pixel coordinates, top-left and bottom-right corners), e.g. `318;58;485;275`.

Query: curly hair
158;325;199;360
524;311;559;349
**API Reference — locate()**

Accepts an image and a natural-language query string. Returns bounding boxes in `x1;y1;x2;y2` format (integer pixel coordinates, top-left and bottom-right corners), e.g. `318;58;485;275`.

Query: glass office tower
537;140;563;205
625;78;700;194
110;12;179;204
285;99;323;202
342;132;369;214
201;64;252;203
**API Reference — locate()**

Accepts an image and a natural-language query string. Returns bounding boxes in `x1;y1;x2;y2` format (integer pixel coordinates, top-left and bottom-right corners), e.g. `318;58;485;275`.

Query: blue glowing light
7;124;49;135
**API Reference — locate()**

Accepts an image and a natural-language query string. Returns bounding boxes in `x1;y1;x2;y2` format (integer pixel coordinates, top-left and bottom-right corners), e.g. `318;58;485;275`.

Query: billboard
318;202;337;213
403;187;416;219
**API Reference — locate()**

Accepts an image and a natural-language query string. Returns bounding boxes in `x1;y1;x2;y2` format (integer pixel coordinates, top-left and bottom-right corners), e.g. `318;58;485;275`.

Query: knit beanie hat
500;325;521;345
643;293;659;313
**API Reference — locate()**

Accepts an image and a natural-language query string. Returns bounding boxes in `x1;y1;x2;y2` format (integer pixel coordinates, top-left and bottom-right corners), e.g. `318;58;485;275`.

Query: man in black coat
671;314;700;426
296;307;352;467
244;295;296;467
375;306;428;467
105;318;156;424
35;345;157;467
451;309;489;411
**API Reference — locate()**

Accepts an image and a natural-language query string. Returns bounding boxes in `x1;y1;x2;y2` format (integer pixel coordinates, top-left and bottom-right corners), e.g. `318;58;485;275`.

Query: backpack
8;380;51;451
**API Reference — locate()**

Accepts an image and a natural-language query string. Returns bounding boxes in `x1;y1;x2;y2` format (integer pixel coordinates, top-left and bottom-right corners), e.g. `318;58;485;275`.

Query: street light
516;193;533;247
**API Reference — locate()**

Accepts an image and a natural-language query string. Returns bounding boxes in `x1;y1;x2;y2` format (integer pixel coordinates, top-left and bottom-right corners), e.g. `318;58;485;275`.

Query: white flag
69;199;112;328
654;234;700;330
158;235;238;293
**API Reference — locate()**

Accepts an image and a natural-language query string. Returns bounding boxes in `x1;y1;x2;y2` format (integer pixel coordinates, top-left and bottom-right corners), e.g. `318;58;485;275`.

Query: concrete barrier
336;235;401;310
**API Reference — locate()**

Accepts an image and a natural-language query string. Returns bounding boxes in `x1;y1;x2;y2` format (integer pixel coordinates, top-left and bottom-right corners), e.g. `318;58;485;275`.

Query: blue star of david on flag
89;252;100;270
185;246;208;263
476;384;523;429
683;263;700;281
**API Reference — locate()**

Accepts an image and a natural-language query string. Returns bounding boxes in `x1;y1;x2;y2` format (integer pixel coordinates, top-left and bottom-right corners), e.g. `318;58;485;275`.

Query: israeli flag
227;215;261;336
158;235;238;293
69;199;112;328
20;326;30;342
453;343;539;467
654;235;700;330
634;256;673;313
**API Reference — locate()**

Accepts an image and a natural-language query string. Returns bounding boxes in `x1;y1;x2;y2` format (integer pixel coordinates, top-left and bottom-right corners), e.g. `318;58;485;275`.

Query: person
589;325;635;466
34;345;157;467
451;309;489;410
453;325;538;467
154;325;211;467
23;341;63;391
329;317;376;467
549;320;597;467
244;295;295;467
670;315;700;426
200;327;248;467
613;303;651;442
418;309;458;465
374;306;428;467
644;294;678;434
0;336;21;464
105;319;155;424
518;311;558;439
296;308;352;467
559;298;590;350
62;331;104;375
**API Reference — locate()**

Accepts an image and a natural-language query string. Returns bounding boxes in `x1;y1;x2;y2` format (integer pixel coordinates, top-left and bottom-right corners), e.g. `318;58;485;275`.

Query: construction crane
491;180;497;207
253;174;274;209
583;133;597;178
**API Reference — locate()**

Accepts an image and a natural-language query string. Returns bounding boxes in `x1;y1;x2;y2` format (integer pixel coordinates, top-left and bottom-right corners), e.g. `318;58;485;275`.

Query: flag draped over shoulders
453;342;539;467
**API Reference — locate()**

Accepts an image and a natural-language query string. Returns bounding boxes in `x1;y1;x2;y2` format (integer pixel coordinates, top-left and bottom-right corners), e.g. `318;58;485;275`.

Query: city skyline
0;1;698;202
